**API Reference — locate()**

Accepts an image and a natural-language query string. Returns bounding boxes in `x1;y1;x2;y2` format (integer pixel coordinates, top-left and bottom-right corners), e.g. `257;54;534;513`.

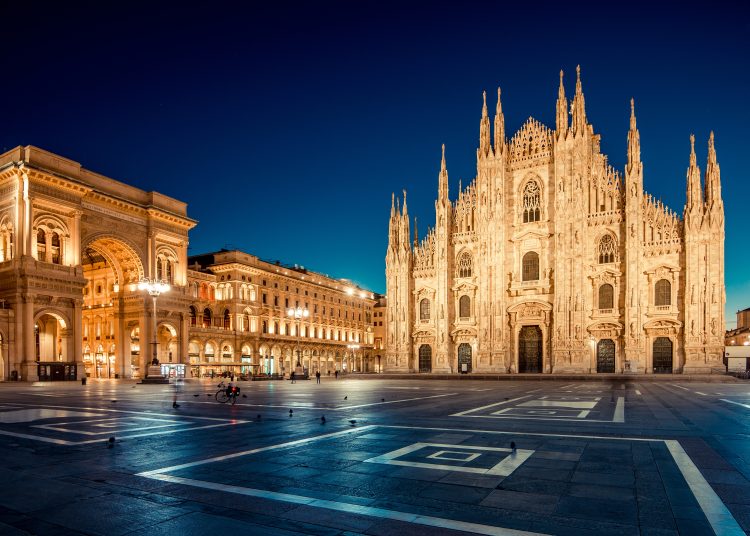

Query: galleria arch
0;146;195;381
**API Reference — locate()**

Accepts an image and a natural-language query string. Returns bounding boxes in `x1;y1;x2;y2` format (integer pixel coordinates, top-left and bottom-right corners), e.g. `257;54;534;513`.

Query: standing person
334;369;339;380
315;370;321;384
172;378;182;409
290;370;296;384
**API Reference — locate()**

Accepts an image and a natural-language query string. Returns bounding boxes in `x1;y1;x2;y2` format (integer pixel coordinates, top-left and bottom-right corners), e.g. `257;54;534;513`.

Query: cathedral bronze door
457;343;472;373
596;339;615;373
518;326;542;373
418;344;432;373
652;337;673;373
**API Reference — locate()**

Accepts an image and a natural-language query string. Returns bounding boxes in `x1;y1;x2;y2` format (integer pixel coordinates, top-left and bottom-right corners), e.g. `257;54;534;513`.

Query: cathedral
385;66;725;375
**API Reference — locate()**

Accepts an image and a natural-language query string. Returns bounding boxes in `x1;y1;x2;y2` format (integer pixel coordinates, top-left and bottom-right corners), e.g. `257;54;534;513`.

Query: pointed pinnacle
708;131;716;164
496;87;502;113
630;98;636;129
441;144;446;171
482;90;488;117
575;65;582;93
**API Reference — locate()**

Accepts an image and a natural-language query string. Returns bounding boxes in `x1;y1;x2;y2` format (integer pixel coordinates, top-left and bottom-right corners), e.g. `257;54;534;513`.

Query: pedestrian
290;370;296;384
315;370;321;384
172;378;182;408
334;370;339;380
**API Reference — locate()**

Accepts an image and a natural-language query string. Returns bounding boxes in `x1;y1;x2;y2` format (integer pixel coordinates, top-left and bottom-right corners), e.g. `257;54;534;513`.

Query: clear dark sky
1;1;747;324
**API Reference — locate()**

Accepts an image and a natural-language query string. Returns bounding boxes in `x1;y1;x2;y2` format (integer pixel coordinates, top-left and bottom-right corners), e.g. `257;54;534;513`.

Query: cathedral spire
478;90;491;157
438;144;449;200
627;98;641;169
390;191;395;218
494;87;505;153
686;134;702;212
704;131;722;209
413;216;418;247
571;65;587;136
556;69;568;137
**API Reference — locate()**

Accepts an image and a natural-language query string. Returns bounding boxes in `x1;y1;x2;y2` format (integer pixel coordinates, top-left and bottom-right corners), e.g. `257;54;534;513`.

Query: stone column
22;294;36;381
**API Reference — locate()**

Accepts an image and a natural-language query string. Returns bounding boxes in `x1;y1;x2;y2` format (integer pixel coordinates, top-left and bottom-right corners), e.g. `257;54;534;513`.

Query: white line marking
635;390;642;395
695;391;708;396
142;473;545;536
665;440;745;535
365;442;534;476
450;396;530;417
671;384;690;391
138;425;377;476
613;397;625;423
721;399;750;410
337;393;457;410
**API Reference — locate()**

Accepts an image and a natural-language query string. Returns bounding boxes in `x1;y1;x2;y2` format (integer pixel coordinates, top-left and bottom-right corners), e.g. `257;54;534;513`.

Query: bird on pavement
344;396;348;400
242;394;247;398
381;398;385;402
289;409;293;417
107;437;115;449
321;416;326;424
256;414;262;421
172;402;180;409
193;394;199;397
348;419;357;425
510;441;516;451
110;400;117;403
131;385;136;389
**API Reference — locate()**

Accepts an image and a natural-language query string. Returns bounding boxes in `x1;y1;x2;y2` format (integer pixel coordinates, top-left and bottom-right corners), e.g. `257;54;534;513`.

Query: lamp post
137;278;170;375
287;306;308;376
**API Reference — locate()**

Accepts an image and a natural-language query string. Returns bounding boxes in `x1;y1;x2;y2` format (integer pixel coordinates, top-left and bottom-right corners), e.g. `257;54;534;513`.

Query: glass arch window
598;284;614;310
50;233;61;264
202;308;212;328
457;251;472;278
522;252;540;281
522;181;541;223
419;298;430;320
598;234;617;264
655;279;671;306
459;295;471;319
37;229;46;261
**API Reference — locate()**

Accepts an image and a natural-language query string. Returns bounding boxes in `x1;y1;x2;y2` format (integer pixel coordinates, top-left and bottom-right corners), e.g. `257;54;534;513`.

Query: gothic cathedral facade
385;67;725;375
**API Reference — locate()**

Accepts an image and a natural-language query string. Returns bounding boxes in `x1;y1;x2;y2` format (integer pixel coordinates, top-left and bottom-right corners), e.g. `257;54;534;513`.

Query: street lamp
138;278;170;374
287;306;309;374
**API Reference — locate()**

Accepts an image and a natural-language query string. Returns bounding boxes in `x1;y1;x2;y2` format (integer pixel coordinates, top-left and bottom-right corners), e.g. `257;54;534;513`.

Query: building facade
185;250;375;378
385;67;726;375
0;147;376;381
0;146;195;381
725;307;750;348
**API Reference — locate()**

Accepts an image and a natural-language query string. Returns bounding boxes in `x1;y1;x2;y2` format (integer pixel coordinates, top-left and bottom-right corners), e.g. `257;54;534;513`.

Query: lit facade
185;250;376;377
386;67;726;374
0;146;195;381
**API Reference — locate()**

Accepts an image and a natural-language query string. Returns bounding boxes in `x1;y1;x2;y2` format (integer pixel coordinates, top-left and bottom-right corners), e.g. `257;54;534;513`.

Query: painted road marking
721;399;750;410
138;424;743;536
450;396;530;417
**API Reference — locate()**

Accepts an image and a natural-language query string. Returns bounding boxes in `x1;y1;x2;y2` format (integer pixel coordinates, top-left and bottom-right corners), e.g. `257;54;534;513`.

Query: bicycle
215;381;240;404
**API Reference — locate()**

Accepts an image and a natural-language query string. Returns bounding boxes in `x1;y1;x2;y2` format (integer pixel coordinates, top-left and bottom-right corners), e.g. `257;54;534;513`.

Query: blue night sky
1;2;747;325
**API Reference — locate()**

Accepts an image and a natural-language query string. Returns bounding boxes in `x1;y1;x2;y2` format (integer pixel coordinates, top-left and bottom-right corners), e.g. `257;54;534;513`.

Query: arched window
598;234;617;264
37;229;46;261
522;181;541;223
157;259;163;281
50;233;61;264
598;284;614;310
202;308;212;328
274;321;279;334
457;251;473;278
223;309;231;329
262;320;268;334
189;306;197;326
459;295;471;319
655;279;671;307
192;282;199;298
166;260;173;284
205;342;215;362
522;252;539;281
419;298;430;320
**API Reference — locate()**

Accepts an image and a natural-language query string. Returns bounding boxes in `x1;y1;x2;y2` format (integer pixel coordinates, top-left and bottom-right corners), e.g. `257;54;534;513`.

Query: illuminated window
522;252;539;281
459;295;470;319
655;279;671;306
522;181;541;223
419;298;430;320
598;235;617;264
457;251;472;278
598;284;614;310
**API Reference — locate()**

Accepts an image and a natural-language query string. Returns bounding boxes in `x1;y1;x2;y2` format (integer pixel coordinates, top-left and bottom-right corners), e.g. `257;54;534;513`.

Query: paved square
138;423;738;535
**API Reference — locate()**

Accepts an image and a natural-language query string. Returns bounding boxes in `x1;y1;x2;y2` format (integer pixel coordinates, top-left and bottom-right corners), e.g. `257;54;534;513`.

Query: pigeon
349;419;357;425
344;396;348;400
242;394;247;398
131;385;136;389
206;394;212;397
256;414;262;421
193;394;199;397
107;436;115;449
289;409;293;417
510;441;516;451
172;402;180;408
381;398;385;402
320;416;326;424
110;400;117;403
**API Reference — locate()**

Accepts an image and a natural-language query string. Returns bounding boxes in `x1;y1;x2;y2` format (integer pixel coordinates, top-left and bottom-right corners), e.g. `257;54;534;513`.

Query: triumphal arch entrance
0;146;195;381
